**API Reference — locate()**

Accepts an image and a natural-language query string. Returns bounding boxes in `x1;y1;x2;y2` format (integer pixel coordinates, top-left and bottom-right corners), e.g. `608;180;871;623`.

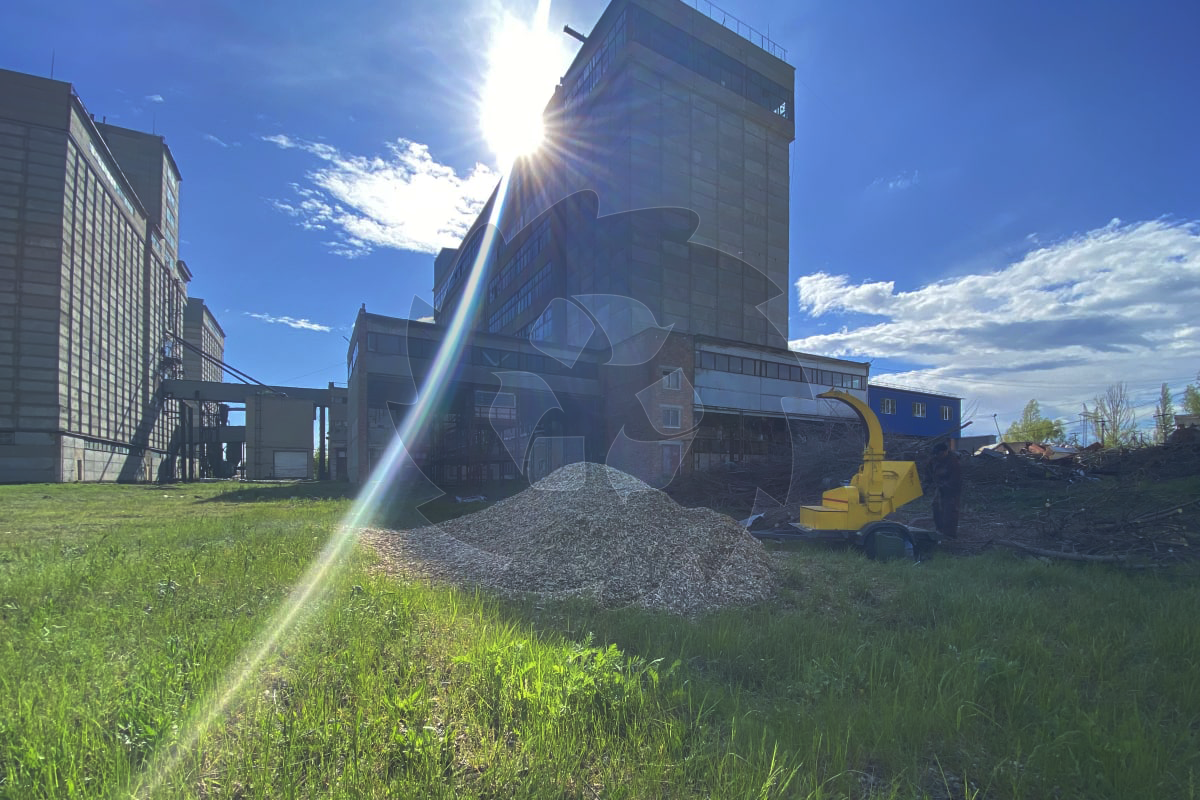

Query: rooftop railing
688;0;788;61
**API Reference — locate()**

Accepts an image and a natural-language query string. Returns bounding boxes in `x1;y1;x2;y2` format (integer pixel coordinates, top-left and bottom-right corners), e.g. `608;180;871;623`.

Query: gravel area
361;463;778;616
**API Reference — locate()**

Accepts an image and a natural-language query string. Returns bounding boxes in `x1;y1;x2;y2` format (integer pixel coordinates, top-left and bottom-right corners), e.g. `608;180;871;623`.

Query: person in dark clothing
925;442;963;538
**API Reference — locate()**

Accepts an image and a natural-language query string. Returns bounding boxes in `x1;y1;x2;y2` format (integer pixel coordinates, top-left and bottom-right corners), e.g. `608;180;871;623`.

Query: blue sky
5;0;1199;437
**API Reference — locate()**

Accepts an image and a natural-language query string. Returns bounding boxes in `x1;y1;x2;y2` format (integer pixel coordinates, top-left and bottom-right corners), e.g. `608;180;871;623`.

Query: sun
480;0;569;167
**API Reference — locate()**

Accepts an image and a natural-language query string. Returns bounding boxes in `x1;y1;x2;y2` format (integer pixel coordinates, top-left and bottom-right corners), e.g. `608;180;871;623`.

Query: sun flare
480;0;570;167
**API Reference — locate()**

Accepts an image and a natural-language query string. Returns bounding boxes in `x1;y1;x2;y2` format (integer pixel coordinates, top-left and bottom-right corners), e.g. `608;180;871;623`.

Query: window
367;332;404;354
521;304;554;342
661;367;681;390
475;390;516;408
408;338;435;359
473;348;518;369
367;376;416;406
476;391;516;421
564;9;626;109
662;406;682;429
881;398;897;415
489;217;551;302
941;405;952;421
435;227;494;312
488;263;552;332
913;402;926;418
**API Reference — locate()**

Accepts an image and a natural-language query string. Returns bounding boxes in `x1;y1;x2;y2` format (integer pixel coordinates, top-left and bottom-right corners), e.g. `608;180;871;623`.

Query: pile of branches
963;452;1086;488
1081;437;1200;481
991;496;1200;566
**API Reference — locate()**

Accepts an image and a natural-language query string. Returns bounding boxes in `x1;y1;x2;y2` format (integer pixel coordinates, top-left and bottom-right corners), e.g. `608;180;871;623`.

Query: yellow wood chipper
758;389;939;561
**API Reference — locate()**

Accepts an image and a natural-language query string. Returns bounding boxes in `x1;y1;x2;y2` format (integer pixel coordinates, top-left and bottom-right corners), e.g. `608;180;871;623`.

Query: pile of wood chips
360;462;777;616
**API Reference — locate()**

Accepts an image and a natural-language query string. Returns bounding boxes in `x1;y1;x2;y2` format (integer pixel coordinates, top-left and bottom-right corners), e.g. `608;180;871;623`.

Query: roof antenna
50;50;55;79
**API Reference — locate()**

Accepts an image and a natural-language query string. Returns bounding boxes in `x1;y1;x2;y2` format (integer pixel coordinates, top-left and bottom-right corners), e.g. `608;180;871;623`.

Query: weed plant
1;481;1198;798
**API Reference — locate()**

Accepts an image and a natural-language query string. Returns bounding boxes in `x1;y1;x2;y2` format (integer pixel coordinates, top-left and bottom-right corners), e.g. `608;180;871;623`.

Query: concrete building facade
435;0;794;348
245;394;315;480
0;68;206;482
347;0;877;491
348;307;869;489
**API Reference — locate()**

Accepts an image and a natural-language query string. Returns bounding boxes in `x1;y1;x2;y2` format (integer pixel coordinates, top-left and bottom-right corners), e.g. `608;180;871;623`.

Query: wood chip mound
361;462;777;616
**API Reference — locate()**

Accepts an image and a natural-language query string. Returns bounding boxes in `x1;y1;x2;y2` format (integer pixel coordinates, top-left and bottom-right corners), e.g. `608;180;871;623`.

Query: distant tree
1004;399;1066;443
1154;383;1175;444
1086;383;1139;448
1184;371;1200;416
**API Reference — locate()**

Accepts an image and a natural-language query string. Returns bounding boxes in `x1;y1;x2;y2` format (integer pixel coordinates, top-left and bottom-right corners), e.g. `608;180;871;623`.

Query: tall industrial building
347;0;884;489
435;0;794;347
0;68;211;482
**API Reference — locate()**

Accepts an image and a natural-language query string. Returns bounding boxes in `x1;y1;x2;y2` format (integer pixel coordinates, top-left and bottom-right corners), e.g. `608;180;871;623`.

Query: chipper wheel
861;521;921;562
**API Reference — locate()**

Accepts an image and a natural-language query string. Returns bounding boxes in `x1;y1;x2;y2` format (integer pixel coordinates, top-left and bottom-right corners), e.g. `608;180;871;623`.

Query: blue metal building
867;384;961;437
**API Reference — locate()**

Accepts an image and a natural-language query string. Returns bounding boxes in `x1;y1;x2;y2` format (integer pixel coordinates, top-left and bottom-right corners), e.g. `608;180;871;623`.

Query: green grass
1;481;1198;798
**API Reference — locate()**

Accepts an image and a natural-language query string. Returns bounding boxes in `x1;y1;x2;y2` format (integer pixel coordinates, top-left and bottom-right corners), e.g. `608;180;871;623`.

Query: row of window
626;6;793;120
561;6;793;122
518;303;554;342
82;439;133;455
879;398;954;420
565;9;627;108
696;350;866;389
488;263;552;333
488;217;550;303
434;227;492;313
362;333;600;379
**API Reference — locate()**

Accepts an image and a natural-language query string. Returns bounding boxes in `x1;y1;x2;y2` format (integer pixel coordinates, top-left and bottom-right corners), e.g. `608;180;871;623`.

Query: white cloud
790;219;1200;431
203;133;230;148
870;170;920;192
245;312;332;332
145;94;164;103
263;134;499;257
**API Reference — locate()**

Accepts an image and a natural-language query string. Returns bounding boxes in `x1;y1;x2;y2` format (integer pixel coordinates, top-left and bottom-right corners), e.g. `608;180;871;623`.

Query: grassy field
1;479;1198;799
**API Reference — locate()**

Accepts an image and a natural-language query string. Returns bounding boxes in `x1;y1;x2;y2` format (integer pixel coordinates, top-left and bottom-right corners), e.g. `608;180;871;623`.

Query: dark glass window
625;6;793;120
488;262;553;333
367;375;416;406
408;338;436;359
434;228;494;313
489;217;550;303
367;332;404;355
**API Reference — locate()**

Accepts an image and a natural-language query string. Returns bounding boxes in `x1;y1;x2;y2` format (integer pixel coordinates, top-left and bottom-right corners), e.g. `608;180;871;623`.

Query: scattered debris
361;463;777;616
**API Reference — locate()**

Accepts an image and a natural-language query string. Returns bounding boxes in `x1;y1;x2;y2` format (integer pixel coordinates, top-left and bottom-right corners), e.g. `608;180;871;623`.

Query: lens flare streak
134;174;516;798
